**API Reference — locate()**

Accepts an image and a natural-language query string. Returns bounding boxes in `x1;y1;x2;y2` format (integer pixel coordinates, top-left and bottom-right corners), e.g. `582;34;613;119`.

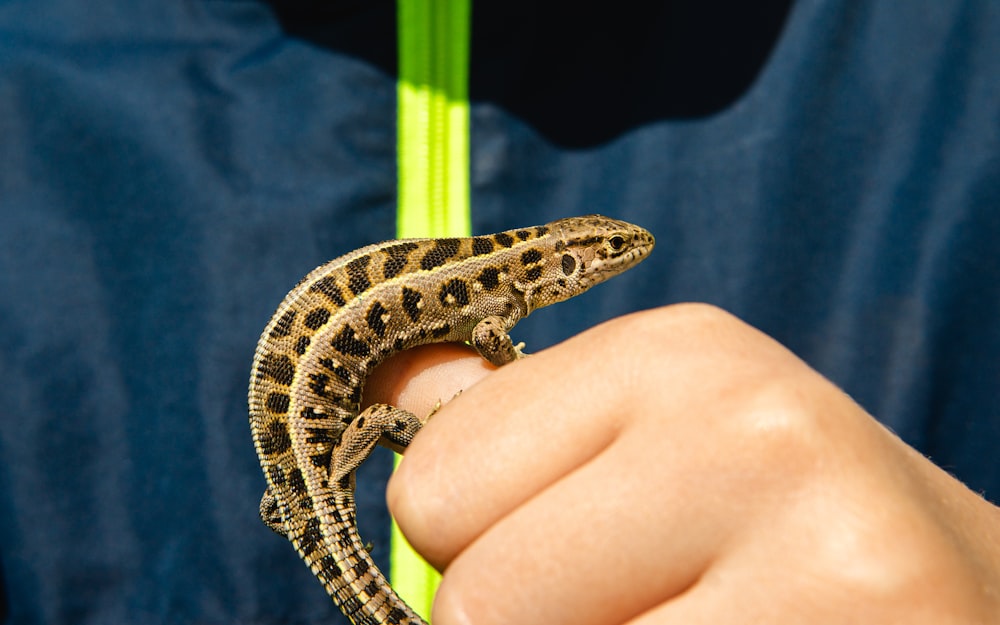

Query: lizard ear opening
561;253;577;276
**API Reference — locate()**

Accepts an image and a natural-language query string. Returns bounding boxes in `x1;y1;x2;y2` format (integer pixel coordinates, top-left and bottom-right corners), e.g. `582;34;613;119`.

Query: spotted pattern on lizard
249;215;655;625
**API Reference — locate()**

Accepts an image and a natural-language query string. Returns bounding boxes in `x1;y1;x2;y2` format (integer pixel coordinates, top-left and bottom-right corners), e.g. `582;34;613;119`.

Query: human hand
368;304;1000;624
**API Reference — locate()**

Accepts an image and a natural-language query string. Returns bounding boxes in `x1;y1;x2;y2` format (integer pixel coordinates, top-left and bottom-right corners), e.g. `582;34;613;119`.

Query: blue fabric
0;2;398;623
1;1;998;624
475;1;1000;496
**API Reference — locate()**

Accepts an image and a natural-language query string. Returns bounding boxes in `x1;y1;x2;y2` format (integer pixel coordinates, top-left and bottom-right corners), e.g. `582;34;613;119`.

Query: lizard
248;214;655;625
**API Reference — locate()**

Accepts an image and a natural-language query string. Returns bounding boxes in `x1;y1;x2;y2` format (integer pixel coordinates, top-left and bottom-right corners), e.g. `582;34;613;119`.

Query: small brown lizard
249;215;655;624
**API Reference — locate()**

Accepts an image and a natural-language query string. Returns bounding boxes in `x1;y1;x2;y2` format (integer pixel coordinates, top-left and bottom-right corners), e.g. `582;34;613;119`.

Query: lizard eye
608;235;627;251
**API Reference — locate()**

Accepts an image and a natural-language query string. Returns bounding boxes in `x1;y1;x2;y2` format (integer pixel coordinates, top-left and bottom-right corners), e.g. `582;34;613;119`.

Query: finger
363;343;494;418
387;319;646;570
388;304;791;570
429;422;732;625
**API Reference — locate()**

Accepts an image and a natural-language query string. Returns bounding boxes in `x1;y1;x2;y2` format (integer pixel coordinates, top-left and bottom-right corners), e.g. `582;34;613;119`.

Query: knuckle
732;375;834;452
704;370;855;501
806;498;989;618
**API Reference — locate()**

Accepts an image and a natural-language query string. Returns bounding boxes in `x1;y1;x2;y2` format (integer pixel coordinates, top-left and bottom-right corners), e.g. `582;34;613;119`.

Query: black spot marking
294;336;310;355
535;225;550;237
301;406;324;420
366;301;388;337
299;496;314;511
310;450;332;469
317;555;342;581
521;249;543;265
337;526;354;546
557;278;567;287
326;501;355;526
355;416;366;429
268;465;286;485
319;358;352;383
494;232;514;247
574;235;603;248
393;337;405;351
300;517;323;555
333;365;352;383
561;254;577;275
354;559;370;575
338;474;352;490
478;267;501;290
420;238;461;270
262;420;291;454
270;309;296;338
515;229;531;240
472;237;494;255
266;392;290;414
303;307;331;330
342;597;363;617
331;325;371;357
310;276;347;306
261;354;295;386
287;468;306;494
331;393;361;412
401;287;422;322
438;278;470;307
346;256;372;296
382;242;420;279
386;607;408;624
364;579;381;597
306;427;337;444
308;372;330;397
525;266;543;281
554;239;566;252
432;323;451;338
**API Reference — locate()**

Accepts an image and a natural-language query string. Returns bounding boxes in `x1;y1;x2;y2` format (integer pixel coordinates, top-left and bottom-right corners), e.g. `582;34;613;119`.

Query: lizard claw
423;389;464;424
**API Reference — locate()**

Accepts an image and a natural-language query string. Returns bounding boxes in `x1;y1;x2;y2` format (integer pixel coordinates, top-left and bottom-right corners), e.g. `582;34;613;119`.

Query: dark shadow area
470;1;794;147
0;567;7;623
266;0;794;148
266;0;399;73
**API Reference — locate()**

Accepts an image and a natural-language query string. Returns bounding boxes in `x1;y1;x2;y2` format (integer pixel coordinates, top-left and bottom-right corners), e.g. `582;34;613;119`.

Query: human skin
365;304;1000;625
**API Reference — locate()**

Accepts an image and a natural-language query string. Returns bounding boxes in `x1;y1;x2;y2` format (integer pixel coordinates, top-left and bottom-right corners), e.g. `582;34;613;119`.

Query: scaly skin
249;215;654;624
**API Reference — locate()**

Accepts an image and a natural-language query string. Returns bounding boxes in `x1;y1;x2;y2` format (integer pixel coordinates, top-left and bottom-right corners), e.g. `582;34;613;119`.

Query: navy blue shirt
1;1;997;623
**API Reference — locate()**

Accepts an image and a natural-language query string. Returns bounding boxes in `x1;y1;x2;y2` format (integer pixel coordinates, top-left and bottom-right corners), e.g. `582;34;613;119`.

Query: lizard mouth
579;225;655;289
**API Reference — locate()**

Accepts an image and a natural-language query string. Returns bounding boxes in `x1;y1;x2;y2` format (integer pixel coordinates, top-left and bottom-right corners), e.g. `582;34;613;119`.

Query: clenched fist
367;304;1000;625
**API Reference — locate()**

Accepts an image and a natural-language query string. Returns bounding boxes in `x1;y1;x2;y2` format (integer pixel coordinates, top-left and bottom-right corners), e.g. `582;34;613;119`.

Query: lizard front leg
471;314;526;367
329;313;524;481
260;404;424;538
259;488;287;536
329;404;425;483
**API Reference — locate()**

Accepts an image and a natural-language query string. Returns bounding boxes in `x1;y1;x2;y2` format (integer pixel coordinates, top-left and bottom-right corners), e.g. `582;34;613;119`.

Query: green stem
393;0;472;619
397;0;471;239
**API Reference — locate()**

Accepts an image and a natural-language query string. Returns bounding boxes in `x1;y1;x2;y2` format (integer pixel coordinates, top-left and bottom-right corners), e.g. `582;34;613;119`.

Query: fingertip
375;344;498;568
431;576;478;625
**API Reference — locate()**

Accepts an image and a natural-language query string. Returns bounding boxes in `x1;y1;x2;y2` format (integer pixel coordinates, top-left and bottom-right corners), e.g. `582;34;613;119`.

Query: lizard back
249;215;654;624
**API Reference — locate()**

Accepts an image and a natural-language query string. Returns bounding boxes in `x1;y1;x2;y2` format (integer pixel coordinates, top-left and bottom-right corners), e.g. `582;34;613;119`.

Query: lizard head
524;214;655;311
